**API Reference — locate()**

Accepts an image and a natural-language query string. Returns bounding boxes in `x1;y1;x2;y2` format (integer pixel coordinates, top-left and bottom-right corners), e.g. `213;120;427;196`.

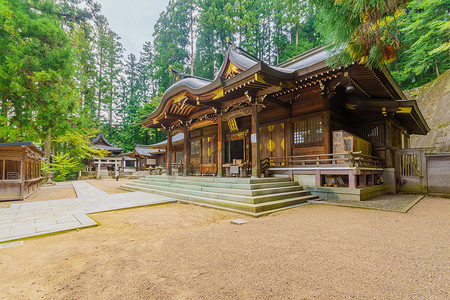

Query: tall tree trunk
277;46;279;65
109;75;113;126
190;14;194;76
296;24;299;45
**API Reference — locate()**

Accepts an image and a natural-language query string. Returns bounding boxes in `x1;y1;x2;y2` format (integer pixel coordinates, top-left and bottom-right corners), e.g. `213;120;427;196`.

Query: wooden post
323;111;332;154
349;172;357;188
217;115;224;177
183;126;190;176
285;119;293;157
360;173;367;187
315;170;321;186
167;129;173;176
21;148;26;199
251;104;261;178
385;121;392;168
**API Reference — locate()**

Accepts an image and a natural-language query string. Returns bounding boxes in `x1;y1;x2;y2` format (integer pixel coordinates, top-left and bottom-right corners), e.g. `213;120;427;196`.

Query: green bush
51;154;83;182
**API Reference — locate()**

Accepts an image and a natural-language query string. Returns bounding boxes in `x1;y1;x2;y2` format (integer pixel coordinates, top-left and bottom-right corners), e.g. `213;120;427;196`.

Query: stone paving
0;182;176;243
72;181;110;197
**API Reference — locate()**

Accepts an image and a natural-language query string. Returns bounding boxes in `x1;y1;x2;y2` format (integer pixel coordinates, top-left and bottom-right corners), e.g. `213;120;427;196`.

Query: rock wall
405;70;450;152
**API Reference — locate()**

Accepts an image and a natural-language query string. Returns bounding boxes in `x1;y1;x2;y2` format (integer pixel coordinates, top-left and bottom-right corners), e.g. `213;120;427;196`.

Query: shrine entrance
225;131;248;164
224;131;249;176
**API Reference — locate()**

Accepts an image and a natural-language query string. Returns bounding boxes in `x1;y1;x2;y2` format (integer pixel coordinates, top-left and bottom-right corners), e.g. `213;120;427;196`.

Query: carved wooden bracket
222;106;252;121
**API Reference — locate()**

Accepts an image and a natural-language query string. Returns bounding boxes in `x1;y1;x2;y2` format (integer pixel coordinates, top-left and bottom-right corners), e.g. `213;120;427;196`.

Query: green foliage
51;153;82;182
312;0;410;68
389;0;450;89
0;0;77;143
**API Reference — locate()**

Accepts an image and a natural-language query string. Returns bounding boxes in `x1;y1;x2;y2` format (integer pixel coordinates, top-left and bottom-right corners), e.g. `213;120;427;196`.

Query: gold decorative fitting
254;73;266;84
223;62;239;79
212;88;224;100
396;107;412;114
346;104;357;110
227;118;239;132
172;91;187;104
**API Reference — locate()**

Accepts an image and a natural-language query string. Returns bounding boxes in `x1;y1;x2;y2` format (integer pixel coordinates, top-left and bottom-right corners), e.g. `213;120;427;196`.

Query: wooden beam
165;113;189;121
265;96;291;109
190;108;214;120
255;85;282;97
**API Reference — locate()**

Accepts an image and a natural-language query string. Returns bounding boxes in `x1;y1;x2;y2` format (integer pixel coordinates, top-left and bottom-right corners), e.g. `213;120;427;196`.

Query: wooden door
260;123;285;161
395;149;428;193
201;135;216;165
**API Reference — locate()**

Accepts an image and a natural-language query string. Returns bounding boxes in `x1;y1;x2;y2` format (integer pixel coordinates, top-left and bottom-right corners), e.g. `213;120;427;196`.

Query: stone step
144;175;291;184
126;181;309;204
135;178;300;196
119;184;318;217
139;177;297;190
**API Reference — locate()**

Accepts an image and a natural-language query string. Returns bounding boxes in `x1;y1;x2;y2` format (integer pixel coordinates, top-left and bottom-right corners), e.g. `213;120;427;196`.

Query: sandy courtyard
0;181;448;299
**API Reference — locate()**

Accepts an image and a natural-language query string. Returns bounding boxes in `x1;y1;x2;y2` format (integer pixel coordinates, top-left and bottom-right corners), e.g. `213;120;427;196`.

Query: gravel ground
0;195;448;299
319;193;423;212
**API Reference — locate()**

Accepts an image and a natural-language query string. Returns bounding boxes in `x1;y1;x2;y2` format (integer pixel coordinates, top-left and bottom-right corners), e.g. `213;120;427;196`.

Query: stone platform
120;175;319;217
303;184;387;201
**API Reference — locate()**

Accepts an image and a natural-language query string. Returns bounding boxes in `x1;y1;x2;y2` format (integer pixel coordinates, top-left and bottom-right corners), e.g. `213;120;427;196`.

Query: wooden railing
261;152;383;171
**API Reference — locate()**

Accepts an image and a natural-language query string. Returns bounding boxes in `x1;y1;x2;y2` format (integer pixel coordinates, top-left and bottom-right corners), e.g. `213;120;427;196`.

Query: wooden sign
227;118;239;132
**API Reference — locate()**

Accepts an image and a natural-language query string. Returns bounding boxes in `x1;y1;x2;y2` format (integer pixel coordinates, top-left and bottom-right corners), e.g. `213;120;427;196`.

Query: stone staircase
120;175;319;217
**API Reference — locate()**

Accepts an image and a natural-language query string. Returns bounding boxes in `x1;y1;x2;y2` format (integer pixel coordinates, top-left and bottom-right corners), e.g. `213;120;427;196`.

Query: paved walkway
0;182;175;243
72;181;110;197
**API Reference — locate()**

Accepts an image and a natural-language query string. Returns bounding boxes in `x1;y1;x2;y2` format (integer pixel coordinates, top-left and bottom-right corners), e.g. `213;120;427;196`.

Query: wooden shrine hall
141;45;429;191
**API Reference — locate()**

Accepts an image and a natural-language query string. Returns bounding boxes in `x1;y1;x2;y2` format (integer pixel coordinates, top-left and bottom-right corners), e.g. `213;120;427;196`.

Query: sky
96;0;171;55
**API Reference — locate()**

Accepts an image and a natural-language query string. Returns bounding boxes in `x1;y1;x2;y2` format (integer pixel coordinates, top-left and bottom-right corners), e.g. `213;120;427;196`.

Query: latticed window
190;140;201;155
293;117;323;144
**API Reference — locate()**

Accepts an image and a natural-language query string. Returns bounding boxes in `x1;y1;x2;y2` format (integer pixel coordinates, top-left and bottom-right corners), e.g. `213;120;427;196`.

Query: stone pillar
251;104;261;178
183;126;190;176
382;168;396;193
217;115;224;177
97;159;101;179
167;129;173;176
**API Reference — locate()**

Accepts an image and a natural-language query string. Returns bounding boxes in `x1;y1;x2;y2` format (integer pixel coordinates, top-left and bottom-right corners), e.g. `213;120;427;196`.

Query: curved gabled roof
142;44;422;133
91;133;123;152
277;46;327;70
142;46;301;127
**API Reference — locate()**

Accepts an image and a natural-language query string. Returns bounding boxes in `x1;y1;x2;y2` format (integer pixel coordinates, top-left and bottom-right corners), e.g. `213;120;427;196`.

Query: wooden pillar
183;126;190;176
167;129;173;175
251;104;261;178
285;119;293;157
385;121;392;168
217;115;224;177
360;173;367;187
323;111;332;154
349;172;357;188
315;170;321;186
21;149;26;199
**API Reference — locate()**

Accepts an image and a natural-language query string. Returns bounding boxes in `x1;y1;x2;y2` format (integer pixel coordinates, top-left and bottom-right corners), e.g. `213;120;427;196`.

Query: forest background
0;0;449;179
